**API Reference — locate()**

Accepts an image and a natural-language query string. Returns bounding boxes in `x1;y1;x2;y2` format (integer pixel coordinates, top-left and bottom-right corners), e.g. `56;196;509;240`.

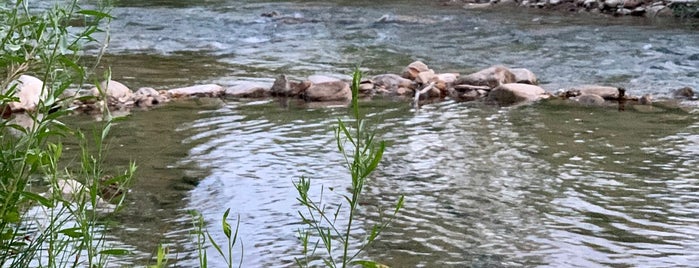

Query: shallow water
59;0;699;267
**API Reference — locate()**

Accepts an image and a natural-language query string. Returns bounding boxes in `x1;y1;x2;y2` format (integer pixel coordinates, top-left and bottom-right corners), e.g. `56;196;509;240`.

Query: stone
430;73;459;92
225;82;271;98
575;94;606;105
167;84;224;98
372;74;416;91
4;75;46;112
302;81;351;102
574;85;622;100
630;6;646;16
616;7;632;15
486;83;548;105
583;0;598;9
604;0;622;9
623;0;642;8
448;87;483;102
401;61;431;80
91;80;134;108
639;94;653;105
647;4;672;17
673;86;695;99
454;66;516;89
133;87;170;108
359;80;375;94
415;69;436;84
509;68;539;85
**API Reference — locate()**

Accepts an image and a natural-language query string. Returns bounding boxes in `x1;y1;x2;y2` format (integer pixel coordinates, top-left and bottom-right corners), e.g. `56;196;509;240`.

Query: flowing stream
59;0;699;266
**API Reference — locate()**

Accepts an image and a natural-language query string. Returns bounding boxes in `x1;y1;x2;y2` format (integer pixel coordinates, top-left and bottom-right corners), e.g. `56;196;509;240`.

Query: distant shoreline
445;0;699;19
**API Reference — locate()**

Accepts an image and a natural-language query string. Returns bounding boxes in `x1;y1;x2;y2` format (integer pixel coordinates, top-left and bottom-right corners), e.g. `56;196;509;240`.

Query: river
64;0;699;267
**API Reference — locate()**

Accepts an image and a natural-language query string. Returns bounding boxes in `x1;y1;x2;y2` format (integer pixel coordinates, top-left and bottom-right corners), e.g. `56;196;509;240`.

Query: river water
65;0;699;267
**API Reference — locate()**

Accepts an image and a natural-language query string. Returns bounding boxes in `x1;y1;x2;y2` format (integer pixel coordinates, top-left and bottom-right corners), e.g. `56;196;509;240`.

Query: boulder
4;75;46;112
673;86;695;100
372;74;416;91
486;83;548;105
415;69;436;84
430;73;459;92
639;94;652;105
575;94;606;105
91;80;134;108
509;68;539;85
574;85;622;100
133;87;170;108
401;61;431;80
454;66;516;89
225;82;271;98
302;81;351;102
167;84;224;98
448;86;486;102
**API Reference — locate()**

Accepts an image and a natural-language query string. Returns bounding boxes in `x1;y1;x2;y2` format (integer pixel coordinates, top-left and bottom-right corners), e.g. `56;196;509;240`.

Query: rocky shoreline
3;61;697;122
454;0;699;18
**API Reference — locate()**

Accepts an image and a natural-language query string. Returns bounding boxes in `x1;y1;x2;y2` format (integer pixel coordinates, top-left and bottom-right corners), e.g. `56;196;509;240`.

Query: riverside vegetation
1;1;400;267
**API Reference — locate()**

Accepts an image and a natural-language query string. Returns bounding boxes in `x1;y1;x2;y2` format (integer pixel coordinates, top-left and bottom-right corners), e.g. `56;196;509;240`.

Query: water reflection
171;98;699;267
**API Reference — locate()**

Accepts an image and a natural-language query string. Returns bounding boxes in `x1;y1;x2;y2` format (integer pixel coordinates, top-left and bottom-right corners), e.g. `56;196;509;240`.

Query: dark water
63;0;699;267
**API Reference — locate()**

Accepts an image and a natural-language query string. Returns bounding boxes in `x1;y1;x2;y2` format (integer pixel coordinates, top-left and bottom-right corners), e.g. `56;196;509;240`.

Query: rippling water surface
60;0;699;267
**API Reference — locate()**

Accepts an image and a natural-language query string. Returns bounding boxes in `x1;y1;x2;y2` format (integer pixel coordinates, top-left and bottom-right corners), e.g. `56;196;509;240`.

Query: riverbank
450;0;699;18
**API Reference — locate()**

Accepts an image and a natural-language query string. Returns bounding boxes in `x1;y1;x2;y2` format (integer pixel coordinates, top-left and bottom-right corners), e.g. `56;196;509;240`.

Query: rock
91;80;134;108
359;80;375;94
639;94;653;105
604;0;622;9
486;83;548;105
225;82;271;98
673;86;695;99
583;0;598;9
448;86;485;102
167;84;224;98
573;85;622;100
430;73;459;92
302;81;351;102
415;69;436;84
630;6;646;16
647;4;672;17
401;61;430;80
616;7;632;15
372;74;416;91
454;66;516;89
133;87;169;108
4;75;46;112
509;68;538;85
623;0;642;8
575;94;606;105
